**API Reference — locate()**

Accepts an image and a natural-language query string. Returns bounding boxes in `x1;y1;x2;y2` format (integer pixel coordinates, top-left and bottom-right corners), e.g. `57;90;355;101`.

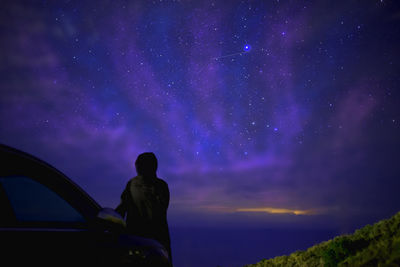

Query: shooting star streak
214;50;250;61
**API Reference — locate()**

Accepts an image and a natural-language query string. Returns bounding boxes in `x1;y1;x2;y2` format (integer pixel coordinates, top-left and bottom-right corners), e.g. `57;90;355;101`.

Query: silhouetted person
116;152;172;263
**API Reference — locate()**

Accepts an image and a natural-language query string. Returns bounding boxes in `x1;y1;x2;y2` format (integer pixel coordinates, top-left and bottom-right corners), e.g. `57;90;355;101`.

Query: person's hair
135;152;158;177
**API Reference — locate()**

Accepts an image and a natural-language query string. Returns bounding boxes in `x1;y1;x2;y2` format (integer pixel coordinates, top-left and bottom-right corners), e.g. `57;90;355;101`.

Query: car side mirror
96;208;126;232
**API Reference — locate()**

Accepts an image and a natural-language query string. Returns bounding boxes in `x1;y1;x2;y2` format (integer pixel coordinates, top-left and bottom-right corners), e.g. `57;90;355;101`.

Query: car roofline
0;143;102;211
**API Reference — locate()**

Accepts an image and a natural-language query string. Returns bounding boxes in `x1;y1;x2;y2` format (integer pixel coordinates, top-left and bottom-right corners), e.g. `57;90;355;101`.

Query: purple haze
1;1;400;266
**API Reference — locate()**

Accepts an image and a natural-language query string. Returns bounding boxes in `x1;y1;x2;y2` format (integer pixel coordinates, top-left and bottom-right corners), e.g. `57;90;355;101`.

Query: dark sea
170;227;339;267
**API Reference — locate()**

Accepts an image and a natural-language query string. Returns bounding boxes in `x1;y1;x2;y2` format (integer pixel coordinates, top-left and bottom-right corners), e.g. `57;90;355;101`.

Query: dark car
0;144;171;266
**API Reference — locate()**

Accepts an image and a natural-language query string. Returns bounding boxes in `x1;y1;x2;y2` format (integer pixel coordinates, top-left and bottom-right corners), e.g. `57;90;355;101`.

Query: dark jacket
116;175;171;260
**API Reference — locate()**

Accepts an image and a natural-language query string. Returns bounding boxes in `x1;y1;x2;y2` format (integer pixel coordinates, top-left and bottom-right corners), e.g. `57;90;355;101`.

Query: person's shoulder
156;177;169;187
127;176;140;185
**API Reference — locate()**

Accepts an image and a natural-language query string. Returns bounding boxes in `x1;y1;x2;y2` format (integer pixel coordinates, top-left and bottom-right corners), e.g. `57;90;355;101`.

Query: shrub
245;211;400;267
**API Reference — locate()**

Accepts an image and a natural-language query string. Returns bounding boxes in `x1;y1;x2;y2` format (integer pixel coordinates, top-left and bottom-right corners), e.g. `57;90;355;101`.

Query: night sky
1;0;400;266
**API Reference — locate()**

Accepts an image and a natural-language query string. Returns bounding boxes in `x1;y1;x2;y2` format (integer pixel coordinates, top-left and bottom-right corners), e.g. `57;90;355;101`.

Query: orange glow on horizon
236;207;317;215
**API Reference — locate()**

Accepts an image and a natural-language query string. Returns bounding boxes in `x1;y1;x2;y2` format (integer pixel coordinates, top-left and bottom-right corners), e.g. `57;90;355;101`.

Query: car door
0;174;105;265
1;173;128;267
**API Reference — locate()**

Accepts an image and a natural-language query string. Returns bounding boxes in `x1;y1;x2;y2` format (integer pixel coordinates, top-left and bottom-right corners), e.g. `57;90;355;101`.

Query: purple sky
1;0;400;241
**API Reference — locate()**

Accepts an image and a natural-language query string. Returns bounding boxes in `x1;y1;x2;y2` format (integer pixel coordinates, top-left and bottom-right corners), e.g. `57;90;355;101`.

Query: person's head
135;152;158;177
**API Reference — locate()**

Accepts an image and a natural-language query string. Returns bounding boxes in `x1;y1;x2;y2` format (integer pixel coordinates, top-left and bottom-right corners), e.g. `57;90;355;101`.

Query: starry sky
1;0;400;263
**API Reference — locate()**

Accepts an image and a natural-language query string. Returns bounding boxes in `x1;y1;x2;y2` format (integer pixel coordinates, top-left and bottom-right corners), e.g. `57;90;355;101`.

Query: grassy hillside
244;211;400;267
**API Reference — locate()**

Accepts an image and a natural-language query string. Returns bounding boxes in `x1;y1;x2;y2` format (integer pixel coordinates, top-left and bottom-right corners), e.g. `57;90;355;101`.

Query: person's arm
115;183;129;218
161;180;170;210
166;183;170;209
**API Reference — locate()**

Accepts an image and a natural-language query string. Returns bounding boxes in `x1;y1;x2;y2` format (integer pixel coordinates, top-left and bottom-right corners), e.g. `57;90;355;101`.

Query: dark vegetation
244;211;400;267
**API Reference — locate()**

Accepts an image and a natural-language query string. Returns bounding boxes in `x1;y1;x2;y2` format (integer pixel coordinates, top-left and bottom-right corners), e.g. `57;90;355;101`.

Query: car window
0;176;85;223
